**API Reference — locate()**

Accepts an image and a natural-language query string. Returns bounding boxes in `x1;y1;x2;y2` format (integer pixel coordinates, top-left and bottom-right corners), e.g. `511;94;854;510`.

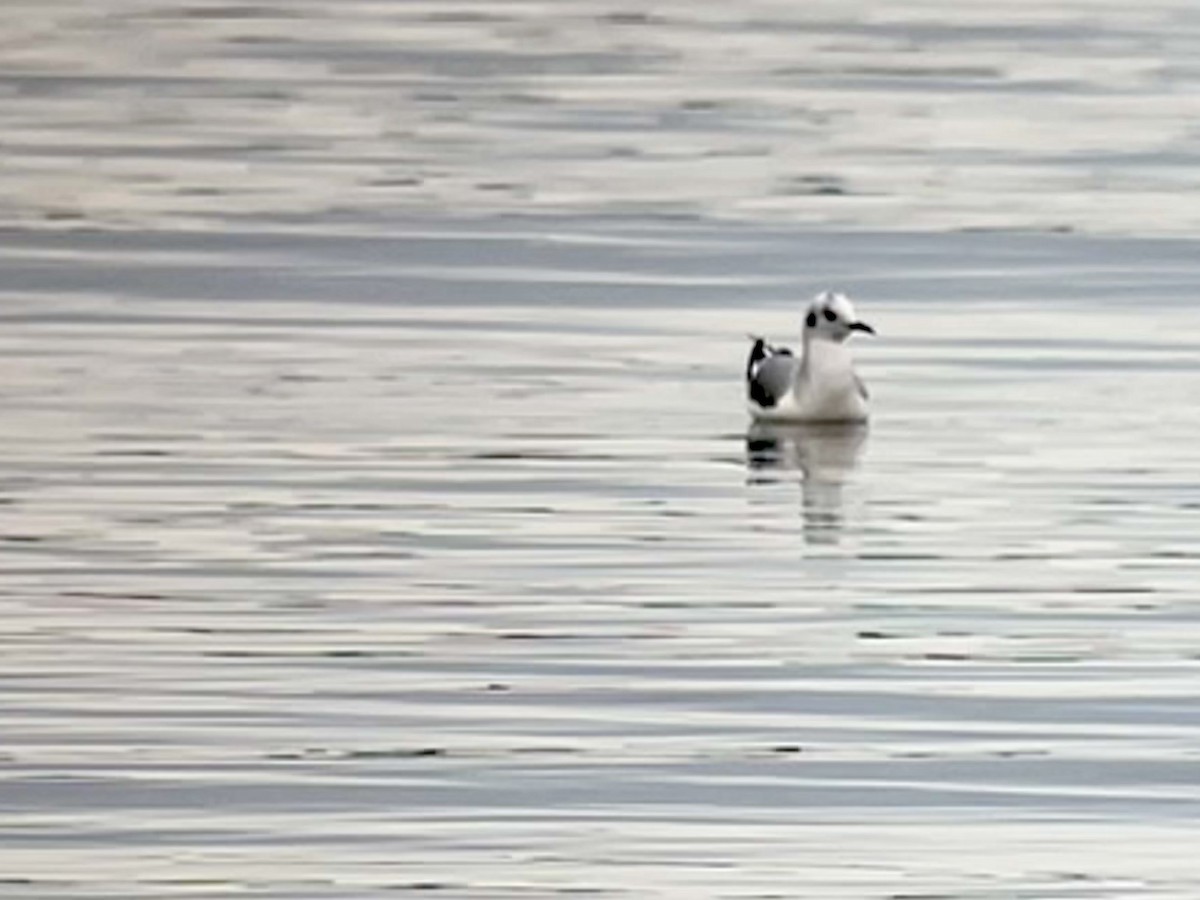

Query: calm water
3;3;1200;899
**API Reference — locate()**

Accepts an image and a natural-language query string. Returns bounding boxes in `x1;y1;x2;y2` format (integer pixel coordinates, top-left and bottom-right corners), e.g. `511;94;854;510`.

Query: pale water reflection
4;0;1200;233
746;423;868;545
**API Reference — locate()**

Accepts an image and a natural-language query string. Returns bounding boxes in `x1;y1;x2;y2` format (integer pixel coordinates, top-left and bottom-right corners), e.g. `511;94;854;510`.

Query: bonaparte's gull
746;291;875;423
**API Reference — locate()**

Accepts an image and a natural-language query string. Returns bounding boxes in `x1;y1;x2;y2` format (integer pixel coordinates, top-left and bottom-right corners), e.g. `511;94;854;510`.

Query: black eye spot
805;311;817;328
822;308;838;323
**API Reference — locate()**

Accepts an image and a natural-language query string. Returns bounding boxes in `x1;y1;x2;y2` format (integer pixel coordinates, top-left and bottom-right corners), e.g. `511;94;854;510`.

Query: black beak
849;321;876;335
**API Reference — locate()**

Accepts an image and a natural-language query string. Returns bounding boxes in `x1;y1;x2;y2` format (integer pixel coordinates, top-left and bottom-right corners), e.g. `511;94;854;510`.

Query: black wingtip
746;338;769;380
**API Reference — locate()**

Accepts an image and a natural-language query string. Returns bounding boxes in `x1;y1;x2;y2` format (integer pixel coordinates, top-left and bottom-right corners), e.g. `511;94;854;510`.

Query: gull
746;291;876;423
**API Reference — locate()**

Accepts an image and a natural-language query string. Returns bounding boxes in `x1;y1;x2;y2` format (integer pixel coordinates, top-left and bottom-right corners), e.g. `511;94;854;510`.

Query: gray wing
855;374;869;400
748;351;799;408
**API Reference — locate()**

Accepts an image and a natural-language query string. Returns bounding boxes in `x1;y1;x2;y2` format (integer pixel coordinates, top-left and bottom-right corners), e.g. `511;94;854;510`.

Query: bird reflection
746;422;867;544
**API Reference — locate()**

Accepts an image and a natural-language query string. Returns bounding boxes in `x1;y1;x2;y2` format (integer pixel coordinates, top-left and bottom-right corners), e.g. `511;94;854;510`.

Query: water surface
3;3;1200;899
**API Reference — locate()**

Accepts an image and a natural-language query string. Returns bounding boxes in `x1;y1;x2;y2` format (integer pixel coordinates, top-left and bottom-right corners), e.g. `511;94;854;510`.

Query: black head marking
805;311;817;328
823;307;838;323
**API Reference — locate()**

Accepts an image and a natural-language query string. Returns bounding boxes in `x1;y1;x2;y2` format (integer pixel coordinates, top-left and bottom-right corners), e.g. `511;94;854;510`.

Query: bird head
804;291;875;343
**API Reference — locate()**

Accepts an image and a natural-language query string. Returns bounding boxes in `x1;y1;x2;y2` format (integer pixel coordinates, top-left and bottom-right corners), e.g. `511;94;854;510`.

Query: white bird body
746;292;874;424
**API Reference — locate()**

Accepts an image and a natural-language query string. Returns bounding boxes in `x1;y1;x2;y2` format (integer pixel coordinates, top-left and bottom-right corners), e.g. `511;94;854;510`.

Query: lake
2;2;1200;898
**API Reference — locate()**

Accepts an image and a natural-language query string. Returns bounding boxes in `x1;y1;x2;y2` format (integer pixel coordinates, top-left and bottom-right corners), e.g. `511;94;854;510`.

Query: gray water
3;3;1200;899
